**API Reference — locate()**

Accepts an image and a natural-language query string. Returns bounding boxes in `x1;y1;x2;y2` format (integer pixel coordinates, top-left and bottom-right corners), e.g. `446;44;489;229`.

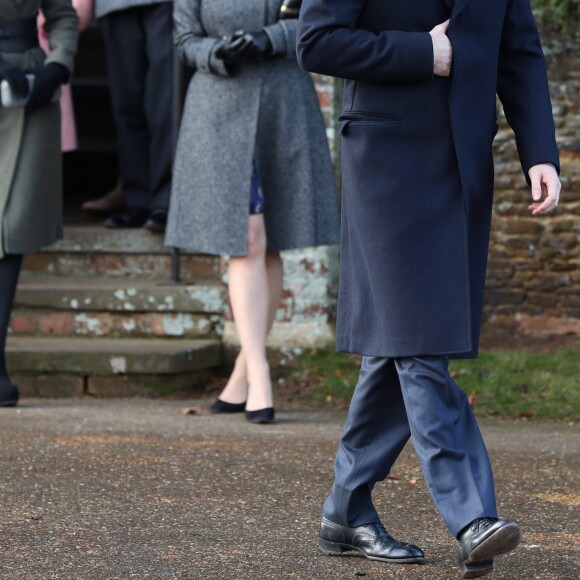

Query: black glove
220;30;273;63
0;59;29;100
24;63;68;111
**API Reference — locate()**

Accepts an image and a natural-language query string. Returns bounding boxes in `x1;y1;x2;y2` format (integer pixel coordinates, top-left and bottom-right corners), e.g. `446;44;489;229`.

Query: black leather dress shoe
0;381;19;407
104;209;148;229
244;407;275;424
319;517;426;564
457;518;521;578
210;399;246;413
143;211;167;233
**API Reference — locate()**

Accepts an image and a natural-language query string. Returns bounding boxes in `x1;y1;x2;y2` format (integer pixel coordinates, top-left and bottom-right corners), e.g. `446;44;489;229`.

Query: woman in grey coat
166;0;340;423
0;0;78;406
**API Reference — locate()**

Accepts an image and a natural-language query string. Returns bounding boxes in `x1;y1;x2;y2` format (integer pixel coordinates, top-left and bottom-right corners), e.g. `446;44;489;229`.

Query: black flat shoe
244;407;275;424
210;399;246;413
143;211;167;233
319;517;426;564
104;209;148;229
0;382;19;407
458;518;521;578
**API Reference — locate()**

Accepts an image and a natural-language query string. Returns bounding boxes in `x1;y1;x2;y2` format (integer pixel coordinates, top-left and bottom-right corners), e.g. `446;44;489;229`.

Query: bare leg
218;251;283;405
227;215;283;411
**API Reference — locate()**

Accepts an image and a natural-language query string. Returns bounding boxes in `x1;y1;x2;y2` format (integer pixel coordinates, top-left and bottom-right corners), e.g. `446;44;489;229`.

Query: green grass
273;347;580;420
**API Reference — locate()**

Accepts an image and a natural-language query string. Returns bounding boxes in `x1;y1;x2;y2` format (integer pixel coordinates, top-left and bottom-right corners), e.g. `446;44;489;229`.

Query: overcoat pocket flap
338;111;401;135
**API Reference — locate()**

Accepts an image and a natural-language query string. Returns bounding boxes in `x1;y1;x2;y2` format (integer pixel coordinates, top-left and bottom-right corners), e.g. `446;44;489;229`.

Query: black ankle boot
0;381;19;407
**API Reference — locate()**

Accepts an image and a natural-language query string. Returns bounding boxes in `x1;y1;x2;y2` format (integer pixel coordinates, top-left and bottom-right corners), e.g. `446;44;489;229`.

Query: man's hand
430;20;452;77
528;164;561;215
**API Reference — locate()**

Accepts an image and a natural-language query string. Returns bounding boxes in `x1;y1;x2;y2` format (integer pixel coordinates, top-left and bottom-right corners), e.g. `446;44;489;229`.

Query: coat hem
335;335;478;360
164;237;340;257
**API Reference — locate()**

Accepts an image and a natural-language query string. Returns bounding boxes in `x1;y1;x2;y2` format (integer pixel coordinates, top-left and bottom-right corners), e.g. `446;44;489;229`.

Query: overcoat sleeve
41;0;79;72
263;19;298;59
296;0;434;83
497;0;560;181
174;0;229;77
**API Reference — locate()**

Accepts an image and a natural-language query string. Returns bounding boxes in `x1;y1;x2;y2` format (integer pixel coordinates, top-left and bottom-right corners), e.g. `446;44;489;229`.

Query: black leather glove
221;30;273;62
0;59;29;100
24;63;68;111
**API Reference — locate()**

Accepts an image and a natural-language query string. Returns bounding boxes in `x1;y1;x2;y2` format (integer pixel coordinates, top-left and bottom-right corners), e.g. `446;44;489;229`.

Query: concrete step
45;226;192;255
11;277;226;339
6;337;222;376
22;227;222;279
15;276;225;314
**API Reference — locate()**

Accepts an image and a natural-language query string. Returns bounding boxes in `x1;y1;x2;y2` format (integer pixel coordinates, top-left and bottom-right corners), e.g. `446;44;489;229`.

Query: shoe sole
468;522;521;563
319;538;426;564
0;400;18;407
461;560;494;579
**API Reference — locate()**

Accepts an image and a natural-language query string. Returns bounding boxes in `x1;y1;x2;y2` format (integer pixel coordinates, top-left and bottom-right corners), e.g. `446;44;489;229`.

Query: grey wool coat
165;0;340;256
0;0;78;259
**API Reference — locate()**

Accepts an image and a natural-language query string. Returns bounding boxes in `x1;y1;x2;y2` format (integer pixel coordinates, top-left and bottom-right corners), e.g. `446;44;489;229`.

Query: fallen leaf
468;390;477;408
181;407;201;416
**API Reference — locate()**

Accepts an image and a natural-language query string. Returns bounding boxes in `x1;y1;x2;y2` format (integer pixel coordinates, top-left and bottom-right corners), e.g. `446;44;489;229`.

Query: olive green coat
0;0;78;258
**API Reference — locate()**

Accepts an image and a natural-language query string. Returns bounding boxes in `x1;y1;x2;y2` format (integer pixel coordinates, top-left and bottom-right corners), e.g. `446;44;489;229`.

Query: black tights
0;254;22;383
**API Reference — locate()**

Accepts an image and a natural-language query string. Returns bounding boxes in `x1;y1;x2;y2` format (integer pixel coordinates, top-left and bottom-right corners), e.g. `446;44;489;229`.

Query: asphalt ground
0;400;578;579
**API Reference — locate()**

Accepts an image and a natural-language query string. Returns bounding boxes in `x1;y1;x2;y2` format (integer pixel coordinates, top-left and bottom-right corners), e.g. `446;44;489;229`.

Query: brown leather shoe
82;181;127;215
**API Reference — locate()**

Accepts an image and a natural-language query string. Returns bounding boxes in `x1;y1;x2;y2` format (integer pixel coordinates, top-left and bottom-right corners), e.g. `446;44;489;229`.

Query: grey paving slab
0;400;578;580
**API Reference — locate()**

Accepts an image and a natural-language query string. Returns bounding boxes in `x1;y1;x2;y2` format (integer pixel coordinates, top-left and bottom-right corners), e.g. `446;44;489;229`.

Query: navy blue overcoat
297;0;560;358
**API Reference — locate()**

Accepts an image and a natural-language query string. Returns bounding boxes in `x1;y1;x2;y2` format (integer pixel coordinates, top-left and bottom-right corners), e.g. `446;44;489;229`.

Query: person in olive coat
297;0;561;576
0;0;79;406
167;0;340;423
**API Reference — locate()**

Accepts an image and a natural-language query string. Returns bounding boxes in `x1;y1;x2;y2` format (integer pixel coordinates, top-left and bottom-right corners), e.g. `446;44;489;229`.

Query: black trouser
101;3;174;213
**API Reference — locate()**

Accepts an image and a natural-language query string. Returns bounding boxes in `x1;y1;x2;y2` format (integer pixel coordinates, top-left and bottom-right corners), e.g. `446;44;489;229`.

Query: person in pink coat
38;0;93;152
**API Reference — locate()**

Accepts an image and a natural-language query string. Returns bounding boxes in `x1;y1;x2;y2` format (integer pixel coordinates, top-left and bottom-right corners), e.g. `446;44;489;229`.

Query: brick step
11;277;226;339
9;308;222;339
6;336;222;398
22;227;221;279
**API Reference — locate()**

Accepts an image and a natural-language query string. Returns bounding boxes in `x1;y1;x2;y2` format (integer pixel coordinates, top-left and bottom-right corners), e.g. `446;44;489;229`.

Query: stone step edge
6;337;223;376
43;226;208;255
15;279;226;314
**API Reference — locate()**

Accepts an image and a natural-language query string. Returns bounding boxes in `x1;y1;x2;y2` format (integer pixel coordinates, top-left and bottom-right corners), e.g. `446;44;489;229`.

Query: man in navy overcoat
296;0;561;577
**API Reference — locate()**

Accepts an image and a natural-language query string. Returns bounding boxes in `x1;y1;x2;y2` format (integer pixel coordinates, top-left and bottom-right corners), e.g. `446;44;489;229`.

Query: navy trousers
323;356;497;537
101;3;174;213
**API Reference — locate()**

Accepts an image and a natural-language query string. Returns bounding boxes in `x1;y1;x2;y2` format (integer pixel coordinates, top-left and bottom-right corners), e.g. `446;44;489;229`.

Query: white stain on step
162;314;195;336
110;356;127;374
74;314;104;336
122;320;137;332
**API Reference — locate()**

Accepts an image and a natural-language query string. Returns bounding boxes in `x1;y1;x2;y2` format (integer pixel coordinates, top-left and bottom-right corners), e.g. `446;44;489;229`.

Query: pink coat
38;0;93;152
